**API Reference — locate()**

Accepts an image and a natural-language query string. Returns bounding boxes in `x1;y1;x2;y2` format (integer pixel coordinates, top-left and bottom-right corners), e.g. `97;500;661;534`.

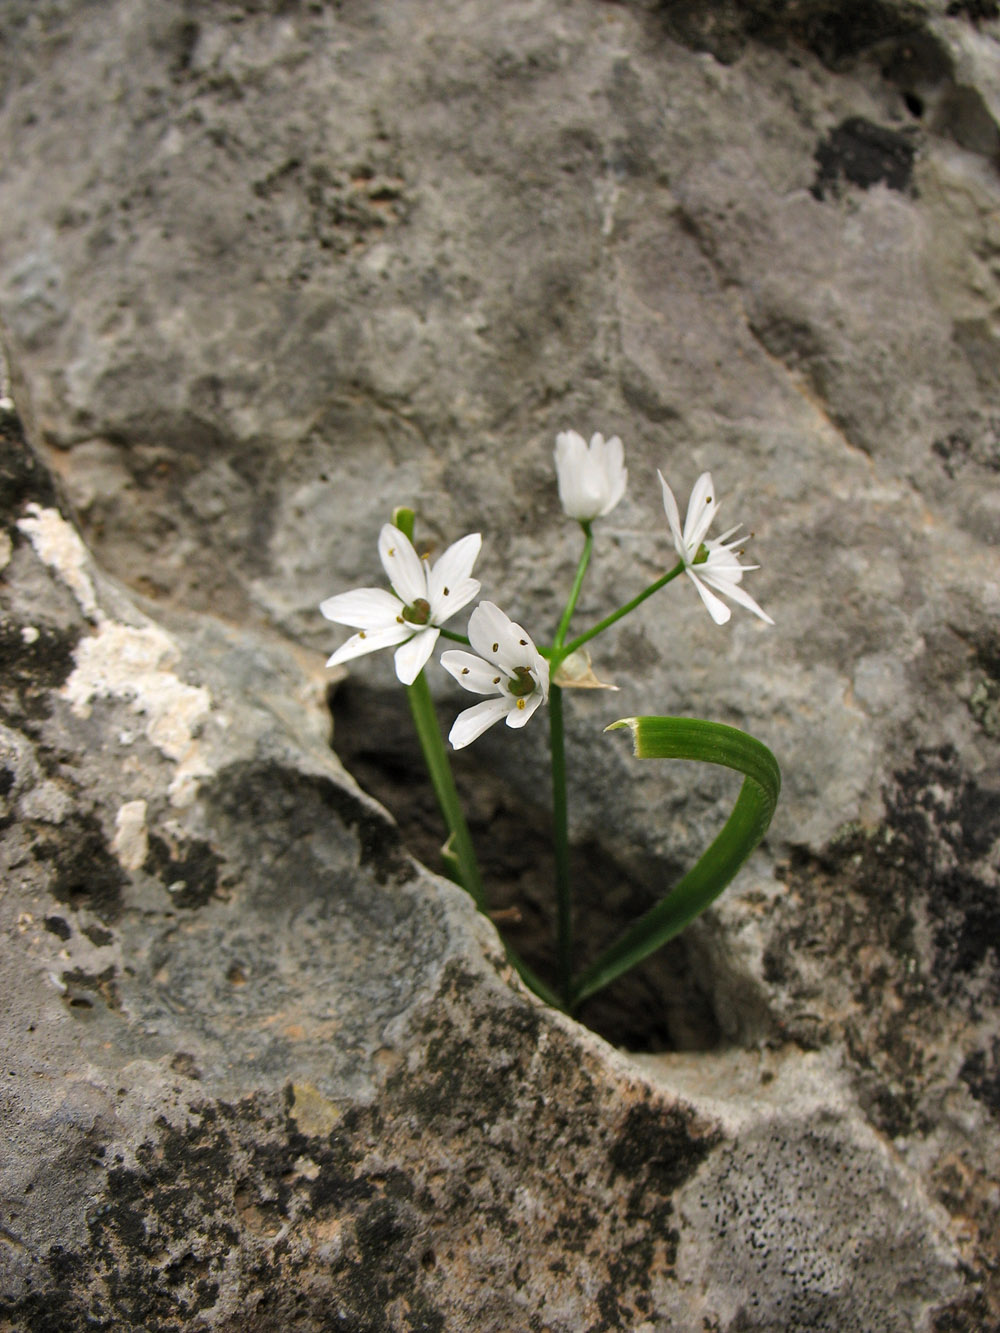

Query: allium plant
321;432;780;1014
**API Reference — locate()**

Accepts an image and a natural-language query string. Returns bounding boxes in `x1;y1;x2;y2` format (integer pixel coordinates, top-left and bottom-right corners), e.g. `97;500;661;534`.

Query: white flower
659;470;773;626
321;524;481;685
441;602;550;749
554;429;627;521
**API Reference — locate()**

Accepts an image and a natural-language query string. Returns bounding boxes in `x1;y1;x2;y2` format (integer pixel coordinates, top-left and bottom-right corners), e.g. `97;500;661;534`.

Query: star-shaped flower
554;429;627;521
441;602;550;749
321;524;482;685
659;470;773;626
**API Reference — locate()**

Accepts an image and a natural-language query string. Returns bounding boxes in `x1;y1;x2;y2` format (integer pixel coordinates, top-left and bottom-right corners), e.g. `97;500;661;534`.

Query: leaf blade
571;716;780;1010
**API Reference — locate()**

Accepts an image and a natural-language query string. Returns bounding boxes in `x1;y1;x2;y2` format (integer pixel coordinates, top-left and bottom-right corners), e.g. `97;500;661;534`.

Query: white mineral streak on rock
63;621;212;807
112;799;149;871
16;504;99;620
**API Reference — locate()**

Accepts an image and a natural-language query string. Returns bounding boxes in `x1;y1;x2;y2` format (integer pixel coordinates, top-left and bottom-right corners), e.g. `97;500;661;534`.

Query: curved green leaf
569;716;780;1011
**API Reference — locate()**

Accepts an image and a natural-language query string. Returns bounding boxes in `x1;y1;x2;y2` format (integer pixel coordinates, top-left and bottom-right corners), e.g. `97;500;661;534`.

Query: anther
493;676;501;685
359;631;367;639
443;586;450;596
388;547;395;556
461;667;470;675
492;642;499;653
519;638;527;645
396;615;404;624
516;699;526;710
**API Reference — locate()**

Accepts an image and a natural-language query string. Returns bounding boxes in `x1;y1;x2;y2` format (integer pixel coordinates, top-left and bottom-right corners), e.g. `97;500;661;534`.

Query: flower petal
686;569;732;625
393;626;440;684
326;622;413;667
683;472;718;554
658;471;685;558
468;601;534;672
595;434;627;516
378;524;427;605
504;690;545;728
320;587;402;629
440;650;504;696
449;697;512;749
700;569;774;624
427;533;482;621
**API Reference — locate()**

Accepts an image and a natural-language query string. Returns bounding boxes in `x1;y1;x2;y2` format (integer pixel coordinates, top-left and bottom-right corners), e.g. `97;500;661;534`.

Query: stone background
1;0;999;1328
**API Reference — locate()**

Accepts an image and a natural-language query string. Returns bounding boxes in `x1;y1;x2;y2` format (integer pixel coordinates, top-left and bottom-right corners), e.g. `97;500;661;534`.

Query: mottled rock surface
1;0;999;1328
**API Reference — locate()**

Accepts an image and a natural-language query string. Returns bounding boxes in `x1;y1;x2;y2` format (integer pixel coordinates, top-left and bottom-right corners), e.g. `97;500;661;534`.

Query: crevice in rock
329;678;724;1053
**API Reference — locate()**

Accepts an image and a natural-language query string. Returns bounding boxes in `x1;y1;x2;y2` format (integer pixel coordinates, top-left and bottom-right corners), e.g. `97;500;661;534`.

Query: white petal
595;434;627;516
530;651;551;703
554;431;591;519
504;689;545;729
393;627;440;684
468;601;533;672
686;569;732;625
427;532;482;620
378;524;427;605
700;570;774;624
449;697;512;749
441;650;504;696
658;470;685;558
683;472;718;554
320;587;402;628
326;622;413;667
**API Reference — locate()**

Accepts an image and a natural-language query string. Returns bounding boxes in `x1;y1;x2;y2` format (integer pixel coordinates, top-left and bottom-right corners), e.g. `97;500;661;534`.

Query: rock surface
1;0;999;1328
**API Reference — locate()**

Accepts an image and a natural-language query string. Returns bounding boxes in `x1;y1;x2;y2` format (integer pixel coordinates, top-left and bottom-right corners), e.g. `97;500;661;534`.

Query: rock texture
1;0;999;1328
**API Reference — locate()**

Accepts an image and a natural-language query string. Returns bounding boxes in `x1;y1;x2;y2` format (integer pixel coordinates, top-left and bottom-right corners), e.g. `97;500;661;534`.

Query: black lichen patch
771;744;1000;1141
960;1038;1000;1119
946;0;1000;20
811;117;917;200
0;409;59;514
33;812;126;923
891;747;1000;1004
932;422;1000;479
610;1100;719;1203
143;832;221;911
60;965;121;1012
44;914;71;940
0;617;81;722
652;0;927;69
82;922;114;947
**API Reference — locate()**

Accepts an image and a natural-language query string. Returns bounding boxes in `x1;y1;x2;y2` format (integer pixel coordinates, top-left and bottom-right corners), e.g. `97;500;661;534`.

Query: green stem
554;522;593;650
549;682;572;1006
406;671;486;911
438;627;470;645
561;560;685;660
545;524;596;1008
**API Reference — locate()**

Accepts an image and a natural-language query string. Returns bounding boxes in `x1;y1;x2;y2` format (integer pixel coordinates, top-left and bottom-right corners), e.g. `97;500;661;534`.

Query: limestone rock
1;0;999;1327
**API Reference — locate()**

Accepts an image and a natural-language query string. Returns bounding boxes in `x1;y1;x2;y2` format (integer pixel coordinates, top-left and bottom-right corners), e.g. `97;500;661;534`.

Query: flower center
402;597;432;626
692;543;710;566
506;665;537;698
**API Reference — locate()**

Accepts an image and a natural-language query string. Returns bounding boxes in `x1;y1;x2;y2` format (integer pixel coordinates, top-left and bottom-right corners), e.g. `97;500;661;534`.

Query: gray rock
1;0;999;1326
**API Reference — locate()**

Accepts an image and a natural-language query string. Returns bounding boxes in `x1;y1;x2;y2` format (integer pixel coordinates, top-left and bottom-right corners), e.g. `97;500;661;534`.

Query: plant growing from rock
321;430;780;1014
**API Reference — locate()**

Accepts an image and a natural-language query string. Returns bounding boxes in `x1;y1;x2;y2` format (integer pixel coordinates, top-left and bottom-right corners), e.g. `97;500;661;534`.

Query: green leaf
569;716;780;1011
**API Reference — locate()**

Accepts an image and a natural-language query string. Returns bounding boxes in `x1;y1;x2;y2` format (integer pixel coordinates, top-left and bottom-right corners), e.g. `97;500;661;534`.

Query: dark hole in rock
329;679;721;1053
